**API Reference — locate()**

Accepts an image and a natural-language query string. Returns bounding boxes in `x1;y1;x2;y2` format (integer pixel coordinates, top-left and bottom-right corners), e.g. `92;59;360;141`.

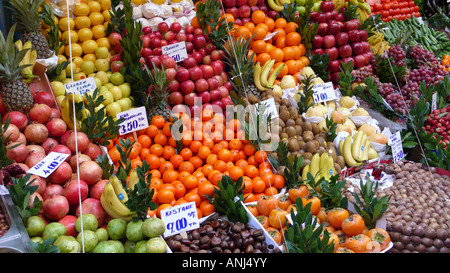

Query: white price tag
256;97;279;119
263;30;280;41
162;41;188;63
116;106;149;135
431;92;437;112
312;82;336;103
64;77;97;95
160;201;199;237
389;131;404;163
27;152;70;178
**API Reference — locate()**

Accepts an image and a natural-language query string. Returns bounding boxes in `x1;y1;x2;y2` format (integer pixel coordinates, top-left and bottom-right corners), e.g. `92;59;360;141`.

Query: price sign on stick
117;106;149;135
161;202;199;237
389;131;404;163
256;97;279;119
64;77;97;95
27;152;70;178
312;82;336;103
162;41;188;63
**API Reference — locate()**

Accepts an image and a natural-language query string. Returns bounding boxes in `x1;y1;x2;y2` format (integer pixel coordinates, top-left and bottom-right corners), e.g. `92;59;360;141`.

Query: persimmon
256;215;269;229
344;234;372;253
256;195;278;216
366;228;391;251
276;195;293;210
341;214;366;236
288;185;309;203
268;208;289;229
266;227;283;245
246;204;259;217
328;208;350;229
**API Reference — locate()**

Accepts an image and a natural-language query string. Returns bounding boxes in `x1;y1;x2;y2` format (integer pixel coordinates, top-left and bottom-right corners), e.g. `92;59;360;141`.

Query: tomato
382;3;391;10
266;227;283;245
344;234;372;253
341;214;366;236
268;208;289;229
276;195;292;211
366;228;391;251
381;10;389;18
373;3;382;11
327;208;349;229
408;1;415;7
256;195;278;216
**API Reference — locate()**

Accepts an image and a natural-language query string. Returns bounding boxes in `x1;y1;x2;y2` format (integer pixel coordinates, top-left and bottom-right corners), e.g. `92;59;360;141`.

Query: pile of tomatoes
371;0;421;22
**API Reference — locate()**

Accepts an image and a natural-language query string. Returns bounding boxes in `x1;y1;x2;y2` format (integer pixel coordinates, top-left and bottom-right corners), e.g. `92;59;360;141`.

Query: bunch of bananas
60;91;106;130
267;0;292;12
302;152;337;183
338;130;378;167
100;172;138;222
369;31;390;55
254;60;286;92
15;40;37;81
348;0;371;21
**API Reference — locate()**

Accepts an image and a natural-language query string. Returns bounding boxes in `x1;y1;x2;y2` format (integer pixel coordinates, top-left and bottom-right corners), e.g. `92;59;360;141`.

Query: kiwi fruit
317;146;326;155
279;110;290;122
302;121;312;132
295;117;303;126
295;125;303;136
305;141;318;153
285;119;296;127
303;152;313;161
336;155;346;169
285;126;296;138
334;163;342;174
303;131;314;142
281;98;290;106
311;123;321;135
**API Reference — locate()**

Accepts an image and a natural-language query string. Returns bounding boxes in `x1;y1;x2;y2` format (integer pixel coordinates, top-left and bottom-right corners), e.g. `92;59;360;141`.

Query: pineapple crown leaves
352;173;391;229
142;63;170;108
7;173;41;225
205;175;249;224
284;198;335;253
0;24;31;83
6;0;45;33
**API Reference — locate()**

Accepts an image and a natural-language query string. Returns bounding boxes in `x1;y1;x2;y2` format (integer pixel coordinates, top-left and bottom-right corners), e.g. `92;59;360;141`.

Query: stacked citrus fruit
106;109;286;220
231;10;310;85
56;0;112;69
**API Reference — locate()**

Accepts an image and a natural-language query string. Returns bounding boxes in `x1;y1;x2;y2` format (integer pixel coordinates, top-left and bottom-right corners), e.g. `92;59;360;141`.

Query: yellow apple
100;90;114;105
118;83;131;97
51;81;66;96
106;102;122;117
109;86;123;101
94;58;110;72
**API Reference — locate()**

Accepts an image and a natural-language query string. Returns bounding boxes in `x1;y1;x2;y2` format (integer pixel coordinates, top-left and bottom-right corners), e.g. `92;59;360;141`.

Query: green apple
296;6;306;15
312;2;321;12
94;77;103;89
106;101;122;117
104;83;114;89
95;58;110;72
95;46;109;59
80;60;96;75
100;90;114;105
95;71;109;85
51;81;66;96
106;71;112;80
65;62;77;76
109;86;123;101
73;72;86;81
296;0;306;5
109;72;124;86
118;83;131;97
116;97;132;111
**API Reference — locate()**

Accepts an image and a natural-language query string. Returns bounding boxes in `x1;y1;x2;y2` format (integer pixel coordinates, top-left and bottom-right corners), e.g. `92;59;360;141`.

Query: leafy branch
297;74;316;114
304;173;348;210
7;174;41;225
337;60;355;96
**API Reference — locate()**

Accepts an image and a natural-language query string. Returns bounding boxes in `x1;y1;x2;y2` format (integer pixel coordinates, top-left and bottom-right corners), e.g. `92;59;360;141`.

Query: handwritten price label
64;77;97;95
389;131;404;163
27;152;70;178
312;82;336;103
256;98;279;120
116;106;149;135
161;201;199;237
162;41;188;63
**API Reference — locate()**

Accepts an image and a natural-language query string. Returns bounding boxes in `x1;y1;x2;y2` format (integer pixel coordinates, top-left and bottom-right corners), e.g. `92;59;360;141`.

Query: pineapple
0;25;34;112
144;64;172;122
8;0;52;59
222;34;261;104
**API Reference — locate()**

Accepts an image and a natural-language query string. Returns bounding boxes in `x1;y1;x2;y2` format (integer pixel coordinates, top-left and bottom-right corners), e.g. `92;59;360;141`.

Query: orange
285;22;299;33
251;10;266;24
179;147;193;161
189;156;203;169
244;164;259;178
248;49;256;63
152;116;166;128
242;178;253;194
213;160;227;173
209;171;223;186
145;124;159;138
150;144;164;157
252;177;266;193
292;45;302;59
272;28;286;41
229;166;244;181
87;0;101;13
220;13;235;25
184;192;202;207
300;55;310;66
189;140;202;154
169;154;184;169
89;12;105;26
172;181;186;199
244;22;256;32
254;150;268;164
264;18;275;32
157;188;175;204
159;161;174;173
252;26;267;40
74;3;90;16
217;148;232;162
191;16;200;28
199;200;215;216
265;43;275;54
270;48;284;63
202;164;215;177
275;36;286;49
256;53;271;66
162;145;176;160
286;32;301;46
162;169;178;183
275;18;287;29
197;146;211;160
234;26;251;39
138;134;152;148
256;23;269;33
252;40;266;54
283;46;295;61
286;59;301;74
154;133;168;146
206;153;218;165
179;161;195;174
75;16;91;29
183;175;198;189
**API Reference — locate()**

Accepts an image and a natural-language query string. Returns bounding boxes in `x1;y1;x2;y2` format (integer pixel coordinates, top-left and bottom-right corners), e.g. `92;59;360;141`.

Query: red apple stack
310;1;373;84
222;0;270;26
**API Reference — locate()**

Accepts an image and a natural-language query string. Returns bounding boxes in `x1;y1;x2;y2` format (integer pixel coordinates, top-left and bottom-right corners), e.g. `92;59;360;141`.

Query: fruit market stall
0;0;449;256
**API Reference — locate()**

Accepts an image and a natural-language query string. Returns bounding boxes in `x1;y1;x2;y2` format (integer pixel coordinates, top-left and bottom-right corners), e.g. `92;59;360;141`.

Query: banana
268;0;284;12
110;175;128;204
103;182;134;217
310;153;320;180
333;0;346;10
361;140;370;161
302;164;310;181
319;152;329;180
358;2;371;14
15;40;23;51
253;62;267;91
60;96;75;130
343;135;362;167
351;131;364;160
260;59;275;88
22;49;37;79
127;169;139;190
267;62;285;88
368;147;378;160
100;193;133;222
348;0;359;7
338;139;344;155
356;133;367;162
327;156;335;178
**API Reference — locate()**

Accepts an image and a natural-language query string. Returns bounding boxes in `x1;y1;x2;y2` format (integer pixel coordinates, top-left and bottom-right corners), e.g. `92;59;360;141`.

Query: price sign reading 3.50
116;106;149;135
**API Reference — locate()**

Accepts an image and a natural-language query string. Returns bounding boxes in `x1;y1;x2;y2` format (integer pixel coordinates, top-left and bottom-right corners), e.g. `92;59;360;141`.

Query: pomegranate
16;133;26;145
45;118;67;137
28;103;52;124
89;179;108;200
58;215;78;237
25;152;46;168
24;123;48;144
66;131;90;153
79;161;102;186
49;144;71;161
26;144;46;155
2;123;20;142
42;183;64;200
41;137;59;154
28;192;43;209
83;143;102;161
2;111;28;130
43;194;69;220
50;108;61;119
28;174;47;195
33;91;55;107
6;142;28;163
63;179;89;206
48;162;72;184
75;198;106;226
69;154;91;171
60;130;73;145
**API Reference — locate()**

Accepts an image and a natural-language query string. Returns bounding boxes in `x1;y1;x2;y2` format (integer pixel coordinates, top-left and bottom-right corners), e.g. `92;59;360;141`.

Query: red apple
223;0;237;8
238;5;251;18
338;44;352;58
312;35;324;49
320;1;335;12
193;28;204;36
211;61;224;75
317;23;328;36
149;38;161;49
165;67;177;81
354;55;367;68
316;13;327;23
209;89;222;102
158;22;169;33
153;47;162;56
110;61;124;73
227;7;239;18
193;36;207;50
351;42;364;56
161;55;176;69
327;21;342;35
143;35;151;48
142;26;153;35
358;29;368;41
164;31;176;42
237;0;248;6
210;50;223;61
110;54;122;63
348;29;360;43
180;80;196;94
335;32;349;47
183;56;197;68
185;41;194;53
200;64;214;79
176;32;187;42
324;47;338;60
221;97;233;109
188;66;203;81
327;59;340;73
170;22;182;33
160;40;168;47
344;19;359;32
259;5;268;13
140;47;152;58
184;93;197;106
176;68;190;82
192;51;204;64
207;77;220;90
312;48;324;55
234;18;243;26
323;35;336;48
214;75;224;87
108;32;122;46
169;91;184;105
168;79;180;92
195;78;209;93
198;91;211;103
203;55;212;65
218;86;229;98
223;81;233;91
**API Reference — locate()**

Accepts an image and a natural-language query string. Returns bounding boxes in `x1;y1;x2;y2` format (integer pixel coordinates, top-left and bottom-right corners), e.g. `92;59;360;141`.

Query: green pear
95;46;109;59
95;71;109;85
109;72;124;86
116;97;132;111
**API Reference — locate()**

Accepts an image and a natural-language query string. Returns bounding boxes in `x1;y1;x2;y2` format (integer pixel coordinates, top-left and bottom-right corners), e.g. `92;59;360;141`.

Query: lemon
89;12;104;26
58;44;65;55
77;28;94;42
82;40;98;54
87;1;101;13
96;37;110;49
62;30;78;44
72;56;84;68
59;17;75;31
74;3;90;16
75;16;91;29
92;24;106;39
65;62;78;76
83;53;97;63
102;10;111;22
65;43;83;57
100;0;112;11
57;54;67;64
